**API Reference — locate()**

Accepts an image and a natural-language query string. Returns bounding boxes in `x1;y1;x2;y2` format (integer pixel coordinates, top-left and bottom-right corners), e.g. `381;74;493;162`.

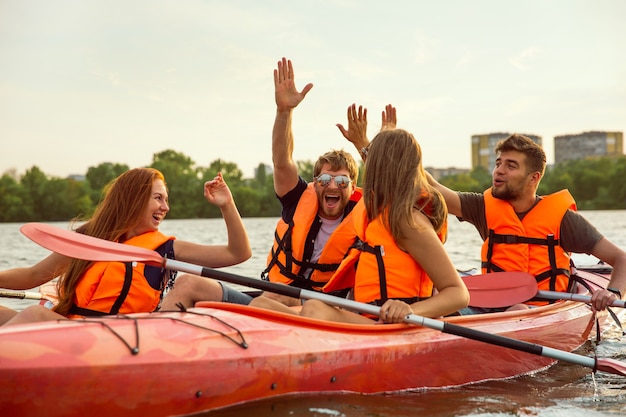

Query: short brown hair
313;149;358;182
495;134;546;176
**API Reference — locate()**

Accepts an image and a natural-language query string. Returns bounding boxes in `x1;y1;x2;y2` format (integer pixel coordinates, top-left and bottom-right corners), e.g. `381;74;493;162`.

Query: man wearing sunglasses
250;57;362;311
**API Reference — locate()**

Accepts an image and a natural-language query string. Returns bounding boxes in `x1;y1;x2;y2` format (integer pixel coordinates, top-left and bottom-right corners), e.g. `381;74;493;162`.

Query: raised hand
204;173;233;208
336;103;369;150
381;104;397;131
274;57;313;112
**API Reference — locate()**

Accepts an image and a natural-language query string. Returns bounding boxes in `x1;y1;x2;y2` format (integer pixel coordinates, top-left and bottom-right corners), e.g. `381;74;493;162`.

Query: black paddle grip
200;267;303;299
442;322;544;355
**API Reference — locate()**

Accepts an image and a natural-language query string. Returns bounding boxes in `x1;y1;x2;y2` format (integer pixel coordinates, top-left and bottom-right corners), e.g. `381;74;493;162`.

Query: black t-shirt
457;192;603;254
278;176;310;222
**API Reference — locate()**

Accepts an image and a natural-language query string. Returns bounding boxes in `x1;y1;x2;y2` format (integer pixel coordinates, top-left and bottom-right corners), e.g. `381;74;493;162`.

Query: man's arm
588;237;626;311
425;172;463;217
272;57;313;198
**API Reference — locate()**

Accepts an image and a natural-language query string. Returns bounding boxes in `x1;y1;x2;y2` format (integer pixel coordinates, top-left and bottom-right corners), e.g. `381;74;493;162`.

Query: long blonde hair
363;129;447;242
54;168;166;316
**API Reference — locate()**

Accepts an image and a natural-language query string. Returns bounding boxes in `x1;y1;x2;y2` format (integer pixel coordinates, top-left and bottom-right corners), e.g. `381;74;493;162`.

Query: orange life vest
69;231;175;317
324;199;445;305
262;183;362;291
481;188;576;295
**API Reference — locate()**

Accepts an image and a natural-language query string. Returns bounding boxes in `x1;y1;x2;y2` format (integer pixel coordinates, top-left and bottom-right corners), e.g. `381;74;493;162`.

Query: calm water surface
2;211;626;416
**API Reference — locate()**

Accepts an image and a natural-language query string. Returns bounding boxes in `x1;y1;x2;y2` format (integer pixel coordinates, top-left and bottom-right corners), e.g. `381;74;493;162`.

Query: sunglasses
314;174;352;189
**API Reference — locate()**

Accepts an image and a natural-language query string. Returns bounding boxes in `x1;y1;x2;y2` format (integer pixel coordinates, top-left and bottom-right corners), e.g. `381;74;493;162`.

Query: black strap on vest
109;262;133;314
350;238;387;304
261;218;342;290
349;237;428;306
482;229;572;295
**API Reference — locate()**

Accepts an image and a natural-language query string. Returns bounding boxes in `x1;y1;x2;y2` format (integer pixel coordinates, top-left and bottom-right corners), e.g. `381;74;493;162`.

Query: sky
1;0;625;180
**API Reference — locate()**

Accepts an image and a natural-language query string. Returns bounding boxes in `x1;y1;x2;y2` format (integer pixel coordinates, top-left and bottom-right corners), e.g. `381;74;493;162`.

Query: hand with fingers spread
336;103;369;151
338;103;398;160
274;57;313;112
380;104;397;131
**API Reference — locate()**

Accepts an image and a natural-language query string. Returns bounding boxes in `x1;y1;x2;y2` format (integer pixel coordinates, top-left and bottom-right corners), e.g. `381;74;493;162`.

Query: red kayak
0;280;603;417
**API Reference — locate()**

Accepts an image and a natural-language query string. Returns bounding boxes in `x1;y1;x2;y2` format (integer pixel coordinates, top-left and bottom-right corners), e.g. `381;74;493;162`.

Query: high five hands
274;57;314;112
336;103;397;153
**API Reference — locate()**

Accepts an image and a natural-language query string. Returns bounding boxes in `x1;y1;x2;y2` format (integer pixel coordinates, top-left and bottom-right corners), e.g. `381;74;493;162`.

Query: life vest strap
67;305;111;317
109;262;133;315
489;233;558;246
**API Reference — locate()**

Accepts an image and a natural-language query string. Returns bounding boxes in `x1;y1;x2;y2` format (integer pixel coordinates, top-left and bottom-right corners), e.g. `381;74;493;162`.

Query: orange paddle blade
20;223;164;266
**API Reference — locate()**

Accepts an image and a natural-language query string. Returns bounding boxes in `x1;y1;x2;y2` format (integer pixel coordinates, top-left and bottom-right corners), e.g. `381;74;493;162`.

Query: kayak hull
0;298;595;417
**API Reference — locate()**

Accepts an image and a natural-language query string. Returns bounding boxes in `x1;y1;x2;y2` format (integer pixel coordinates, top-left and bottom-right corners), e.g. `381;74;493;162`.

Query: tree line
438;156;626;210
1;149;625;223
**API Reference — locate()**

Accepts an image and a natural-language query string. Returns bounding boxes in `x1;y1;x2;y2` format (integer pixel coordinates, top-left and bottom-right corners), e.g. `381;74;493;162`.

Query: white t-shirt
303;216;342;278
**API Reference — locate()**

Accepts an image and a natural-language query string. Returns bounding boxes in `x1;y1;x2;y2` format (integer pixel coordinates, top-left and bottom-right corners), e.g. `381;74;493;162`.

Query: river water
2;211;626;416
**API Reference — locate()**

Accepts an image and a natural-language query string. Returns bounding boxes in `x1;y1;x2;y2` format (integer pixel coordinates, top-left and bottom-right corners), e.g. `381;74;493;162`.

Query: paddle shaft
165;259;598;371
0;289;44;301
537;290;626;308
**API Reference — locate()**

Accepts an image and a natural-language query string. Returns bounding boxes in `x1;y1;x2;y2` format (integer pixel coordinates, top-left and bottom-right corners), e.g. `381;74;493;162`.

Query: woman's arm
174;173;251;268
0;252;69;290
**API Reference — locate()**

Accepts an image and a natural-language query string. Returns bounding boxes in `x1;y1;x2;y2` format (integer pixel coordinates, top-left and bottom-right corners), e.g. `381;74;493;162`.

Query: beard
316;188;349;220
491;183;522;201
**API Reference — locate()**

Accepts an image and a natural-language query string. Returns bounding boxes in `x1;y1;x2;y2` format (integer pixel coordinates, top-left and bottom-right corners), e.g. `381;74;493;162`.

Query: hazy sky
1;0;624;179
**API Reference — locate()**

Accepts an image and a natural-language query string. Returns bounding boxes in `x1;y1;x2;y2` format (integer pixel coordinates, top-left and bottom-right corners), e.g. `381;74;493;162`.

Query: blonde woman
301;129;469;324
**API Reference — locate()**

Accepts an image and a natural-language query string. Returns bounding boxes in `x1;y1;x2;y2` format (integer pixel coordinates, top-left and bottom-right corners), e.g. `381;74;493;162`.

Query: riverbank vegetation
1;149;625;222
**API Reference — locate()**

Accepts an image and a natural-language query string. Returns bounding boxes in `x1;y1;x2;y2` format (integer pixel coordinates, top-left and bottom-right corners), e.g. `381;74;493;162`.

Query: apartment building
471;132;542;170
554;131;623;164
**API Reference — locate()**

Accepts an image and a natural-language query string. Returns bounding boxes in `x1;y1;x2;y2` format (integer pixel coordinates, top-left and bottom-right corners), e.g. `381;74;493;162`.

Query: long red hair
54;168;166;316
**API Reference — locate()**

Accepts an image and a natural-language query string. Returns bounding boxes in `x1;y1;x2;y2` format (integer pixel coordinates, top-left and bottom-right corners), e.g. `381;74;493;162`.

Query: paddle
536;290;626;308
461;272;536;307
462;272;626;308
19;222;626;377
0;289;46;301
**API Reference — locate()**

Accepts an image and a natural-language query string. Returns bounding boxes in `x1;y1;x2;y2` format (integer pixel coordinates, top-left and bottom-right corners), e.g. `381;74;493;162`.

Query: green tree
469;166;492;191
86;162;129;204
253;163;268;189
440;171;482;193
297;160;314;182
150;150;201;219
258;175;281;216
20;166;49;220
207;159;244;187
606;158;626;208
232;187;263;218
0;174;32;222
539;165;573;195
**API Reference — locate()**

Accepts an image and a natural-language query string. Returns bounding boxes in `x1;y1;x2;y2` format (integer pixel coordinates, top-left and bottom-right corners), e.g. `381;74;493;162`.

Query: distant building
67;174;86;182
254;163;273;178
554;131;623;164
425;166;470;181
471;132;542;171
